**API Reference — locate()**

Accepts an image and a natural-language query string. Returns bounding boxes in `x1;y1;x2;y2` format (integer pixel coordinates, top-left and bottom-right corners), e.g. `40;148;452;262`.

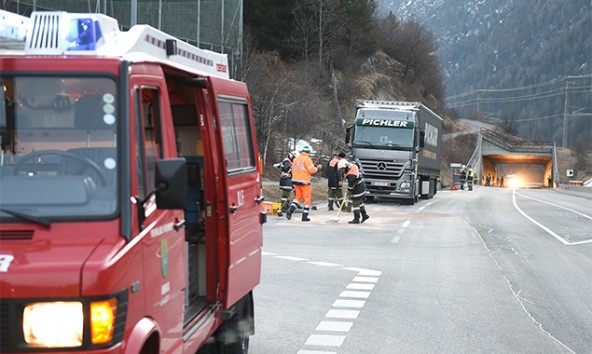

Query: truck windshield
353;120;415;150
0;76;119;223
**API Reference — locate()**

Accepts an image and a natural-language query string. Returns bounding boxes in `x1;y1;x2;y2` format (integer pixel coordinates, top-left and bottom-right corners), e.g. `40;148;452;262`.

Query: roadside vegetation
244;0;591;186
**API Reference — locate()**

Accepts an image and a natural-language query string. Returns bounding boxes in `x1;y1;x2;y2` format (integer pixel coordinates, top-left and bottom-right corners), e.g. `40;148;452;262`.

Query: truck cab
0;10;263;353
347;100;442;205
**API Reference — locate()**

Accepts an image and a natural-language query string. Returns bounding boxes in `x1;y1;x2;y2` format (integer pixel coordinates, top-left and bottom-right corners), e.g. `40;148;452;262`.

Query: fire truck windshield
0;76;119;222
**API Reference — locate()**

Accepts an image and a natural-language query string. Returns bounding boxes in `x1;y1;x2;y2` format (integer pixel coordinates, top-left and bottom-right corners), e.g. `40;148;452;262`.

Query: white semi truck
346;100;443;205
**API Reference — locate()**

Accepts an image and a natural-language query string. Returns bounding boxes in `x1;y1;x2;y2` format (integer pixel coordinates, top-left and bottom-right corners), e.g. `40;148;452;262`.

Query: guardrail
558;183;592;195
481;128;554;152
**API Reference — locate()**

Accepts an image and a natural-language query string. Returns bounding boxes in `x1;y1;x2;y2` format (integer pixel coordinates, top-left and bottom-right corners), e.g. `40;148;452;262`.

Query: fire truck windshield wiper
0;208;50;228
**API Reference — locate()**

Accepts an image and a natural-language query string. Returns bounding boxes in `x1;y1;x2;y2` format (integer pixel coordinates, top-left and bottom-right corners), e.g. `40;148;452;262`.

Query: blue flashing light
65;18;103;51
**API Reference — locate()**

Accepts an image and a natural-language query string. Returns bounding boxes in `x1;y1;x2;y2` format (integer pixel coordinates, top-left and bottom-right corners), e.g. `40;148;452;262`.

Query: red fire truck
0;10;264;353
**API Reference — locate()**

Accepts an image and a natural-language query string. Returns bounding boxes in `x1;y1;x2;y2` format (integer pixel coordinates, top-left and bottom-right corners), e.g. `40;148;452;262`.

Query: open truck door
208;77;263;309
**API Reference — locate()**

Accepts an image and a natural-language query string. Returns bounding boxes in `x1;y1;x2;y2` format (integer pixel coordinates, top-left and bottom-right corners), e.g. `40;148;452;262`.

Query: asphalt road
250;186;592;354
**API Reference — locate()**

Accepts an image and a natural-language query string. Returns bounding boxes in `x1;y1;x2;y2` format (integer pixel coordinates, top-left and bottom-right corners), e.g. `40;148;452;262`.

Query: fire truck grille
358;158;405;179
0;229;34;240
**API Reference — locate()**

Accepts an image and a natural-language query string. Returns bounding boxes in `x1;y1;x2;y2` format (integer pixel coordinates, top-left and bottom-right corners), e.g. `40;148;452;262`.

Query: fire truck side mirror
155;158;187;210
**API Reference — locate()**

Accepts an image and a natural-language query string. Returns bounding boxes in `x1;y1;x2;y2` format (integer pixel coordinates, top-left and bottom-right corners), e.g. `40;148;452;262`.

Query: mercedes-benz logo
376;162;387;171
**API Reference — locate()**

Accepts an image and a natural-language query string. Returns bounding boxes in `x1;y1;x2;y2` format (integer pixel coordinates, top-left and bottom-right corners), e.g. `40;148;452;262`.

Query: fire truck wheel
215;298;250;354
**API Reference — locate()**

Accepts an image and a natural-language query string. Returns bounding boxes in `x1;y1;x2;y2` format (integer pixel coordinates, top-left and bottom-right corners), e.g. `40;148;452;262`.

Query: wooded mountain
379;0;592;148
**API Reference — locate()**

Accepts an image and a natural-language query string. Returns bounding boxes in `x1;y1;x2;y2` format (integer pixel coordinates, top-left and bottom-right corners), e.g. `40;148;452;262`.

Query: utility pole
318;0;323;70
562;79;569;147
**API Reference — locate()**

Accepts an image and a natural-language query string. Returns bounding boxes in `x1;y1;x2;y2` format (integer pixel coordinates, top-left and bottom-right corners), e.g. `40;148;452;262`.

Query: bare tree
499;113;519;136
378;16;444;99
304;0;342;70
288;4;318;74
244;51;316;163
337;0;378;63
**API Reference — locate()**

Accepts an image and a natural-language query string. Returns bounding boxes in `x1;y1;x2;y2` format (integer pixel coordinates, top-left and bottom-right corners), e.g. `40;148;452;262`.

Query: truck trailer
346;100;443;205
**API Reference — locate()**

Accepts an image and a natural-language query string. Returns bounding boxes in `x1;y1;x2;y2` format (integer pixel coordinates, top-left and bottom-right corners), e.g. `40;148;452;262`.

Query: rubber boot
286;204;295;220
346;201;352;213
301;206;311;222
349;210;360;224
328;200;334;211
361;207;370;223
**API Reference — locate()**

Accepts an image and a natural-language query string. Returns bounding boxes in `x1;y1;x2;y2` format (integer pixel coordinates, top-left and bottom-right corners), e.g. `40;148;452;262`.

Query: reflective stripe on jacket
291;152;317;185
344;163;365;197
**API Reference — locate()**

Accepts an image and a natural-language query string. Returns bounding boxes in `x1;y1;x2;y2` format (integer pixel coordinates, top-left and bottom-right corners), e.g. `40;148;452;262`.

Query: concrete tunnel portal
469;130;555;188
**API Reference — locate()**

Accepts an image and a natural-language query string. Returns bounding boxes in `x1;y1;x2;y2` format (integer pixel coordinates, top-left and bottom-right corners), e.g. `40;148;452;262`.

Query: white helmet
301;145;312;153
337;159;349;170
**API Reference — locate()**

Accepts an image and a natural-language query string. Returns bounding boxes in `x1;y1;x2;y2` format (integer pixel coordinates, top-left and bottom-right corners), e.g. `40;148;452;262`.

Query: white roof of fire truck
0;9;229;79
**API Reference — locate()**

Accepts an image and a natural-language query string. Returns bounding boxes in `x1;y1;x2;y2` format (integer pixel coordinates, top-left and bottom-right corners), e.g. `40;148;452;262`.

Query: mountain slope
378;0;592;147
380;0;591;93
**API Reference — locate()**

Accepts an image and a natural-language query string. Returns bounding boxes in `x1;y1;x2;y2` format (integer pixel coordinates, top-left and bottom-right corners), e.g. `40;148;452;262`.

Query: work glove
273;163;281;169
316;164;322;170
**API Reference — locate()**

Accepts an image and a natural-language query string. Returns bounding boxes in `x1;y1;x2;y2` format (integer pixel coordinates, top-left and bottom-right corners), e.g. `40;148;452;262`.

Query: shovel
328;192;348;223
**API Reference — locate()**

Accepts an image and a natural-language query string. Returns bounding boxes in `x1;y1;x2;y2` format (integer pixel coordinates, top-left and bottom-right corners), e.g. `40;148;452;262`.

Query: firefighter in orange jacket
337;159;369;224
286;145;321;222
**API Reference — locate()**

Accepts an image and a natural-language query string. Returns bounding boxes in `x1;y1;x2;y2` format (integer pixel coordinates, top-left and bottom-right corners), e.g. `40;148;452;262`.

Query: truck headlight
400;182;411;189
22;298;118;348
23;302;84;347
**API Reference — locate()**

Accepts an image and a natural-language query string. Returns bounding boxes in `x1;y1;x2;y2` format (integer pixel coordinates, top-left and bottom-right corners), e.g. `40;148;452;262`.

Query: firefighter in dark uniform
326;152;346;211
337;159;369;224
273;151;297;214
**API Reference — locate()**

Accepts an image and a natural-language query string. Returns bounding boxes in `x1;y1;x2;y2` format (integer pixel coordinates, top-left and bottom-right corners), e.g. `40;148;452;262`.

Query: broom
276;190;295;216
328;192;348;223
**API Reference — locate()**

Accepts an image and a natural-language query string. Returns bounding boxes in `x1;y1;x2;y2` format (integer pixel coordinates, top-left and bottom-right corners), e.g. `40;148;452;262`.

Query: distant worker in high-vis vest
286;145;322;222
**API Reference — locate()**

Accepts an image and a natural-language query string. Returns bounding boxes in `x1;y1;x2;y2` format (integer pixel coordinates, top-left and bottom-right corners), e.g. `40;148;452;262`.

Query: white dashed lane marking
316;321;354;332
264;254;382;354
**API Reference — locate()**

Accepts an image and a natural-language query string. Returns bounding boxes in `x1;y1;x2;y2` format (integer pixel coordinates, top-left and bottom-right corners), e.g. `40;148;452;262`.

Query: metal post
158;0;163;30
562;79;569;147
238;0;243;78
221;0;225;52
197;0;201;47
131;0;137;26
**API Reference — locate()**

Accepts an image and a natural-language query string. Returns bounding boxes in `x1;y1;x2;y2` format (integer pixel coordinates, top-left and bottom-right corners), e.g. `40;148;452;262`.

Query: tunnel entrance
482;154;552;188
469;130;555;188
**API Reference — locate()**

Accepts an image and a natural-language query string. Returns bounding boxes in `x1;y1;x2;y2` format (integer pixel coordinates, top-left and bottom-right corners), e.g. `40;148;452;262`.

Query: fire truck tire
215;297;251;354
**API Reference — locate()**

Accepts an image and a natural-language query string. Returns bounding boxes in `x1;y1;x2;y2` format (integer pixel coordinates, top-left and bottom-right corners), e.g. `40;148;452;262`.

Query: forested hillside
243;0;452;165
380;0;592;149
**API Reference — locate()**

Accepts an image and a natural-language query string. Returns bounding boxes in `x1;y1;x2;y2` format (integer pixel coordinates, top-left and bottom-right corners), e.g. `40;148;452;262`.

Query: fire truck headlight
23;302;83;347
400;182;411;189
90;298;118;344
